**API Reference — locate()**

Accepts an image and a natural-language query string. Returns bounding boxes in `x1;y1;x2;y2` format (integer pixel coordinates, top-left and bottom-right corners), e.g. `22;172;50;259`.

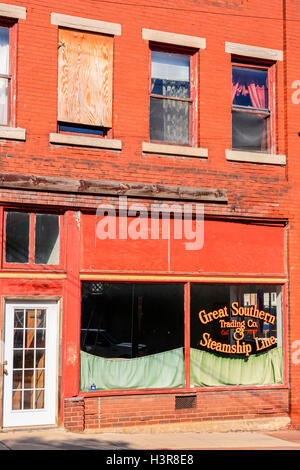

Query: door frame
0;295;62;429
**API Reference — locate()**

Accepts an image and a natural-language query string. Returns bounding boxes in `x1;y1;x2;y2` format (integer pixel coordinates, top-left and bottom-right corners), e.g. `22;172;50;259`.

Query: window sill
49;133;122;150
0;127;26;141
226;150;286;165
142;142;208;158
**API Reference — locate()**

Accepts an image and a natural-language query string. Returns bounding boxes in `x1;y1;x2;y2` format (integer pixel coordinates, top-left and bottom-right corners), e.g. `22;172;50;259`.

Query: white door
2;301;58;427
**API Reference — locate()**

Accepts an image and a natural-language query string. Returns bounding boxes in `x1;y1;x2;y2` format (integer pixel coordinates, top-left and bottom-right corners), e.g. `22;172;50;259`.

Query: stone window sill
49;133;122;150
142;142;208;158
0;126;26;141
226;149;286;165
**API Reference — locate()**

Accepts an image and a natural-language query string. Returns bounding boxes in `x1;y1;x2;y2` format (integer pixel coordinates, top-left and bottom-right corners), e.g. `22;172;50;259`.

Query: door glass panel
12;307;47;411
35;390;44;409
14;310;24;328
13;370;22;389
12;391;22;411
23;390;34;410
14;330;23;348
25;310;35;329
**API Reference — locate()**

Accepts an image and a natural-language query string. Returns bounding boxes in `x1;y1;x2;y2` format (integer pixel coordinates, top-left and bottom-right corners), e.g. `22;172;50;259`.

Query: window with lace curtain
232;61;275;153
149;46;197;146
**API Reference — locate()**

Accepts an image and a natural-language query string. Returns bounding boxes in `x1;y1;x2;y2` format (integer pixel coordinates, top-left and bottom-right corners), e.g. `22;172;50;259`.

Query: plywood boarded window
58;28;113;128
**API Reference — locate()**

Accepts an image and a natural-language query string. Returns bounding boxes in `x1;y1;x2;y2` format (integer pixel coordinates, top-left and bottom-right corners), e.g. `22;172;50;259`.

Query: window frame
148;42;198;148
0;17;17;128
2;210;64;271
56;26;114;140
231;57;276;154
78;278;288;398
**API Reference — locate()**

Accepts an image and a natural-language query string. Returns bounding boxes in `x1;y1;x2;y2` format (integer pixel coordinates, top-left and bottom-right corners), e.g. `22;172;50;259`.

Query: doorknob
3;360;8;375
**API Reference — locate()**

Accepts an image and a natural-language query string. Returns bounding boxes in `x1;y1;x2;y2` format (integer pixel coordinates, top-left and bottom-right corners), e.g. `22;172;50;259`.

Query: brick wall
64;390;289;431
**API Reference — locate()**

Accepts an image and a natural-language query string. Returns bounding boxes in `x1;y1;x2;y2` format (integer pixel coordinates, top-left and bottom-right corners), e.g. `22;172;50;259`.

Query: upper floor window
149;47;197;146
232;62;274;152
4;212;61;266
57;28;113;137
0;21;16;127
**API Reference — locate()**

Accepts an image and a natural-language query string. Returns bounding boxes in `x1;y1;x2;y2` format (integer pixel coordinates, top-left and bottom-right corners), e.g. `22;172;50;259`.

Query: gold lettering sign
198;302;276;357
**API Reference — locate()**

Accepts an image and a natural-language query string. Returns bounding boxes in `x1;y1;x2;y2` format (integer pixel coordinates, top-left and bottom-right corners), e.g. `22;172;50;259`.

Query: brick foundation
64;389;289;432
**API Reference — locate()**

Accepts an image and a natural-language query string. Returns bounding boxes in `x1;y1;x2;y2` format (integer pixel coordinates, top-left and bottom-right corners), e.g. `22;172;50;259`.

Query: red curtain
232;80;266;108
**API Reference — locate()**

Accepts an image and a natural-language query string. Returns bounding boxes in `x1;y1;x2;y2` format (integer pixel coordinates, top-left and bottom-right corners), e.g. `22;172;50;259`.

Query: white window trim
51;13;121;36
226;150;286;166
225;42;283;61
0;126;26;141
142;142;208;158
142;28;206;49
0;2;26;19
49;133;122;150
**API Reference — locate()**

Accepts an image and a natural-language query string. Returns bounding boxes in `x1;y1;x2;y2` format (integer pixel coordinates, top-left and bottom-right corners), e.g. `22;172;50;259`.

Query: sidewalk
0;427;300;450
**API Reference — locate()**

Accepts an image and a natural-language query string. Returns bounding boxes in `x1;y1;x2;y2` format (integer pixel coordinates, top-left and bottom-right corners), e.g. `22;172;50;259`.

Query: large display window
80;281;284;393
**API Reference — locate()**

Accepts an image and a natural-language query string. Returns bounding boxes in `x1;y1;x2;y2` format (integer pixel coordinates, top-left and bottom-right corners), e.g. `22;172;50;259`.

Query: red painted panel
81;215;286;276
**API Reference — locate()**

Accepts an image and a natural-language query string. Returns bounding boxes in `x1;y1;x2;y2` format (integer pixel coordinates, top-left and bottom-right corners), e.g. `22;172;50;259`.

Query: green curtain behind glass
190;347;283;387
80;347;185;391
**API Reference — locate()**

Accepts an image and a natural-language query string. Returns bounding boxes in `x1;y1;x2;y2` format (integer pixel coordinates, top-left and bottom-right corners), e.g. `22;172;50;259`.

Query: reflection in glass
14;329;23;348
23;390;33;410
24;370;35;389
24;349;34;369
12;391;22;410
36;349;45;369
14;309;24;328
13;370;23;390
13;350;23;369
5;212;30;263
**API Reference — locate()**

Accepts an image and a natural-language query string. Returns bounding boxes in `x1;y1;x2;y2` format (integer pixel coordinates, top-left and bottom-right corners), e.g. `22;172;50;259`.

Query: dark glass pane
14;330;23;349
34;214;59;265
232;110;269;151
35;390;44;409
232;66;268;109
13;350;23;369
24;369;34;389
81;282;184;359
23;390;33;409
59;122;105;135
190;284;281;356
13;370;23;390
36;330;46;348
12;390;22;410
14;309;24;328
151;51;190;98
35;350;45;369
5;212;30;263
24;349;34;369
150;97;190;144
36;309;46;329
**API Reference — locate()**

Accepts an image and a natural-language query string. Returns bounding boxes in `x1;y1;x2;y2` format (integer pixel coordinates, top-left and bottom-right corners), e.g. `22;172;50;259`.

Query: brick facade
0;0;299;431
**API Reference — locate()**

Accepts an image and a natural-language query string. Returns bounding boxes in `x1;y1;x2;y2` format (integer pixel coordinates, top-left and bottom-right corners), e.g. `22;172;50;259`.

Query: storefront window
80;282;185;391
190;284;283;387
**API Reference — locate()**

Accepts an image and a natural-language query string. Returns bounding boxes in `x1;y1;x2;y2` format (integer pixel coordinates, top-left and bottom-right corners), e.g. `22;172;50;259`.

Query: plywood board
58;28;113;128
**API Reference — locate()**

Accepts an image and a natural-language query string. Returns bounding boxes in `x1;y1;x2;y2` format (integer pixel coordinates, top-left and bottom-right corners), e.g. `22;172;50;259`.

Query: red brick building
0;0;299;431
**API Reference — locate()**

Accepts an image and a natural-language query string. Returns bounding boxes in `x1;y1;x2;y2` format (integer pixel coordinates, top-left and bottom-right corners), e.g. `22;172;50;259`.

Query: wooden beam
0;173;228;203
